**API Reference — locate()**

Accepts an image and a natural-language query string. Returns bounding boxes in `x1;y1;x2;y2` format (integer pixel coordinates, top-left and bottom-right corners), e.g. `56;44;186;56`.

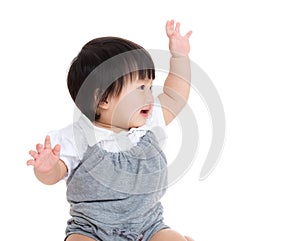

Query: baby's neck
93;120;131;133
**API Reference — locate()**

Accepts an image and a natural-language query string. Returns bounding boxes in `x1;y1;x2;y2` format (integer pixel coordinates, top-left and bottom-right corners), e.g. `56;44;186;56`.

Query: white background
0;0;299;240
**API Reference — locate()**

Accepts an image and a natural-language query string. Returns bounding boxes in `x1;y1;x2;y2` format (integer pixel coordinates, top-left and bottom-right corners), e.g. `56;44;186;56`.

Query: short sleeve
146;98;168;148
48;127;81;180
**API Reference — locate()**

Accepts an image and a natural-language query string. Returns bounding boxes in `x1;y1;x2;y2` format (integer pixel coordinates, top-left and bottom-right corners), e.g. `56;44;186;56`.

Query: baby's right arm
27;135;68;185
159;20;192;125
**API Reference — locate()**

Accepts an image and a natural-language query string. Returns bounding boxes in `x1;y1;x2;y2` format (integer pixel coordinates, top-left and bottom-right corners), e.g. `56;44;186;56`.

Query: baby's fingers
26;159;35;166
52;144;61;158
29;150;38;159
36;143;43;153
44;135;52;149
185;30;193;39
27;150;39;167
175;22;180;33
166;19;175;37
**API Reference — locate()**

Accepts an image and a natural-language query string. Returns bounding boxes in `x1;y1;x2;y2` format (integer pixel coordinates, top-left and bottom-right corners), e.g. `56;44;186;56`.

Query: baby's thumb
53;144;61;157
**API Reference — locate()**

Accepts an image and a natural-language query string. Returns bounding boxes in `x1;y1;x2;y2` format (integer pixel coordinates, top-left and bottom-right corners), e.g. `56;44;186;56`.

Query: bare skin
66;234;95;241
66;229;194;241
159;20;192;125
150;229;195;241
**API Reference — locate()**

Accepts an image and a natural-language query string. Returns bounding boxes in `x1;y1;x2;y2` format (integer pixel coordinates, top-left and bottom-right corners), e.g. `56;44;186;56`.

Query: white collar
77;114;151;147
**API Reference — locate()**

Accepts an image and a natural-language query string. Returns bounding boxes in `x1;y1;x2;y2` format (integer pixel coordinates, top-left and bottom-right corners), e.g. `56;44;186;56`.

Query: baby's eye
138;85;146;90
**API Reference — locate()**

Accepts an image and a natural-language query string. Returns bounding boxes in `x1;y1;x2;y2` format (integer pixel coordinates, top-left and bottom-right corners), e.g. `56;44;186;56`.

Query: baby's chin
128;123;145;130
126;110;151;130
128;120;147;130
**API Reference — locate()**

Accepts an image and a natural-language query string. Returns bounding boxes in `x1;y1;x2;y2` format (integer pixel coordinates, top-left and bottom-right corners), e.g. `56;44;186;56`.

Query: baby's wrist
170;51;189;58
169;55;191;80
170;54;190;62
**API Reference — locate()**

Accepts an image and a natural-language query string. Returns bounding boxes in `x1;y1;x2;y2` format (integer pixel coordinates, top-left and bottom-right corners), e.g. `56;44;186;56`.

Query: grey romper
66;131;169;241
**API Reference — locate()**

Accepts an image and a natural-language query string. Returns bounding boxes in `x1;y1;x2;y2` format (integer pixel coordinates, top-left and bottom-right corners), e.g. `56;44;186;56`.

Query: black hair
67;37;155;121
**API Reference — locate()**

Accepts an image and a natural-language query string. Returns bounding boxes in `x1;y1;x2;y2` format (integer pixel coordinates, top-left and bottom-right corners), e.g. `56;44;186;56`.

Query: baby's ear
98;100;109;110
94;88;109;112
96;100;108;117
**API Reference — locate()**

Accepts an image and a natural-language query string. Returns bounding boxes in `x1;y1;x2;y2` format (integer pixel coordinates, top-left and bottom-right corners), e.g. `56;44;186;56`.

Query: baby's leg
150;229;194;241
66;234;96;241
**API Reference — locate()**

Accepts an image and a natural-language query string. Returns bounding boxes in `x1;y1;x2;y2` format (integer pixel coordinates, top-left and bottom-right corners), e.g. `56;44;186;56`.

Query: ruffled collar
77;114;151;149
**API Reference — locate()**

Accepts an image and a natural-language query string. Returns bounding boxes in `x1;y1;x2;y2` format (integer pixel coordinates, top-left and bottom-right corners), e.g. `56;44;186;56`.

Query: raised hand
166;20;192;57
27;135;61;174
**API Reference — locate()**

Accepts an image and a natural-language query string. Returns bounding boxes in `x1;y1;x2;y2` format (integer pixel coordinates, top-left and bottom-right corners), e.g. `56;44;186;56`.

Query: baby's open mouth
140;109;149;114
140;106;152;117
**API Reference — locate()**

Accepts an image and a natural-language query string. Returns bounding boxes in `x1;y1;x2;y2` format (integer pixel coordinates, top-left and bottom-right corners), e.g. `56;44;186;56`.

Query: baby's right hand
27;135;61;174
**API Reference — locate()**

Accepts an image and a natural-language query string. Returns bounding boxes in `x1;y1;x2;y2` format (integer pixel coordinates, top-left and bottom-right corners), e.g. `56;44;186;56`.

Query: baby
27;20;194;241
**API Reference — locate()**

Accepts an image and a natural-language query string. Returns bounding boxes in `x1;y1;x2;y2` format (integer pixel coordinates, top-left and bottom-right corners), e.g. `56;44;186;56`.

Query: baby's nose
146;90;154;104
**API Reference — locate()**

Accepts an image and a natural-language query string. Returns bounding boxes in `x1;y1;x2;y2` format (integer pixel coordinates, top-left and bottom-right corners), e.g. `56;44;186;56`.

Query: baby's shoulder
48;119;87;149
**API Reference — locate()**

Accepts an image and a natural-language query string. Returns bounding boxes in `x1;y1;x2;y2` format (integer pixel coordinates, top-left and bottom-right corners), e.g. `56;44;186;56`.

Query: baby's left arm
159;20;192;125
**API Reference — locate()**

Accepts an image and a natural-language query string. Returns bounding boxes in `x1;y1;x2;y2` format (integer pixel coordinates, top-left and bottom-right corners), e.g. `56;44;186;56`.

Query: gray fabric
66;131;169;241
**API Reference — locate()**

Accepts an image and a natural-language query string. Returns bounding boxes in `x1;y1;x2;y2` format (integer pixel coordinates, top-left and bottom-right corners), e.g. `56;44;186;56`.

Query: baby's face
99;77;154;132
